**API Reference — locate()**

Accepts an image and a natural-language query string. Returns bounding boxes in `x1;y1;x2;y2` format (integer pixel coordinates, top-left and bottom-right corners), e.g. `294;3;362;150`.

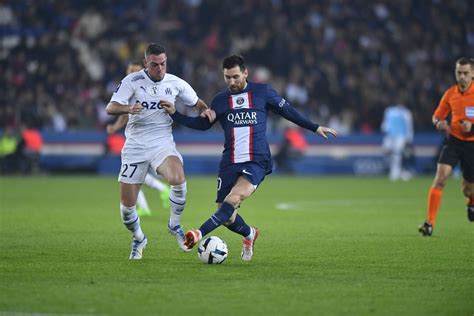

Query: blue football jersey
211;82;318;169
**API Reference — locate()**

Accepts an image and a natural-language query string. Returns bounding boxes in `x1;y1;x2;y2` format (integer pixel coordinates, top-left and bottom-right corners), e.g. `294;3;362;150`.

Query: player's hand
316;126;337;139
129;101;143;115
460;120;472;133
200;109;216;122
160;100;176;114
106;124;115;134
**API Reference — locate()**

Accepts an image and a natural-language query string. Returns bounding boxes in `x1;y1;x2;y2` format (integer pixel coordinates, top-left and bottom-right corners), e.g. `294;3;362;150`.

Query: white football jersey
110;70;199;159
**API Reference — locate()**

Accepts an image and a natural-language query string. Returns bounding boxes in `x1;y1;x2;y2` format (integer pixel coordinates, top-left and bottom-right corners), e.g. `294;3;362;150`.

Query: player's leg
144;172;170;209
460;146;474;221
156;155;188;251
461;179;474;221
120;182;147;259
136;189;152;216
118;161;148;259
389;137;404;181
419;163;452;236
419;139;458;236
224;176;260;260
185;176;257;251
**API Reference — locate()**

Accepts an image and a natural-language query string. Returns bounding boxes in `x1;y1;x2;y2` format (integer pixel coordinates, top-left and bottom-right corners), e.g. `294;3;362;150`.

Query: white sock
245;227;255;240
169;182;187;228
144;174;168;192
120;203;145;241
136;190;150;210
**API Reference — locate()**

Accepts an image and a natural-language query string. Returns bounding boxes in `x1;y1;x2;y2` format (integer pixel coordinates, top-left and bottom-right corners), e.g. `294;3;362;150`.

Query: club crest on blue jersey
230;92;251;109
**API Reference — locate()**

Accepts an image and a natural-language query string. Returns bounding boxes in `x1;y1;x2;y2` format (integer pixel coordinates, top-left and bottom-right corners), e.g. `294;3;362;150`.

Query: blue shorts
216;161;271;203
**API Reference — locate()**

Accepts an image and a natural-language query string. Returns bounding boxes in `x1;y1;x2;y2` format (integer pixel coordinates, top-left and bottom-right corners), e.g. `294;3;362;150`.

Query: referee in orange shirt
419;57;474;236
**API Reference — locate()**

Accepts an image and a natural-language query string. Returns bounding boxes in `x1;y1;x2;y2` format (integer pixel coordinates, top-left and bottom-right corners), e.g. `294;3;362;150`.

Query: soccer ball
197;236;228;264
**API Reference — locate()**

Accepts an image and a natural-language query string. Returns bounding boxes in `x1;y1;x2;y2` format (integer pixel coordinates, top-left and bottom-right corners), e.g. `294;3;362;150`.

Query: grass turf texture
0;176;472;315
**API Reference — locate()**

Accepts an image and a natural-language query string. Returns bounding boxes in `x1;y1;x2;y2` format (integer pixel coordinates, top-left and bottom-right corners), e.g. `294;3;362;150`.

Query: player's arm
432;89;452;132
106;114;129;134
106;101;143;116
107;77;143;116
161;100;214;131
266;86;336;139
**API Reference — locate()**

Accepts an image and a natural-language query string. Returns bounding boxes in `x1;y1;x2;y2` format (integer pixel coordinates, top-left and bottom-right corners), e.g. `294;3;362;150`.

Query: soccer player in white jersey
106;61;170;217
106;43;213;259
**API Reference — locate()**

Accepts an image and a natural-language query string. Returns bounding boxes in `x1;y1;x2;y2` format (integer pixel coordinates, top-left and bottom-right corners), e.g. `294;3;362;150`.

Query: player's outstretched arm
106;101;143;115
106;114;129;134
316;126;337;139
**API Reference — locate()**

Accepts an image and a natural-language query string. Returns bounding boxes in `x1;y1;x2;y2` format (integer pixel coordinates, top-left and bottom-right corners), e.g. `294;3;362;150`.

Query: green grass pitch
0;176;472;315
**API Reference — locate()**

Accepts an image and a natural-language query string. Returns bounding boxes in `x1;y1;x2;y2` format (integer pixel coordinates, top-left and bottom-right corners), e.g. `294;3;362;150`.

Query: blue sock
199;202;235;236
225;214;251;237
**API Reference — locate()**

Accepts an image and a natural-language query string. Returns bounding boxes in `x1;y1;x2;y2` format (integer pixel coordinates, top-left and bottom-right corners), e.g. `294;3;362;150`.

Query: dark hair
145;43;166;58
456;57;472;67
222;55;246;71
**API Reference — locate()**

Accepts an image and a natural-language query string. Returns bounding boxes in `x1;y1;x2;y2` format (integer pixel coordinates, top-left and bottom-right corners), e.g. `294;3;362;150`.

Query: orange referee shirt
434;82;474;141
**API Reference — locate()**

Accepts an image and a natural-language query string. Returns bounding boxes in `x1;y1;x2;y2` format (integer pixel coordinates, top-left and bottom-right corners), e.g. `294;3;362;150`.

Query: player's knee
120;199;135;208
167;174;185;186
224;194;243;208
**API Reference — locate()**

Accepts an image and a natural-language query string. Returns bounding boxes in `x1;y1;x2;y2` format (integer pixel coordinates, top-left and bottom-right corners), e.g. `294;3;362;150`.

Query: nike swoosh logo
242;169;253;176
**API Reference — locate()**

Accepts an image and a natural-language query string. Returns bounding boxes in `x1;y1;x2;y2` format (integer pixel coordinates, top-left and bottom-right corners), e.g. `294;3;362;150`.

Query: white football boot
168;224;191;252
129;236;148;260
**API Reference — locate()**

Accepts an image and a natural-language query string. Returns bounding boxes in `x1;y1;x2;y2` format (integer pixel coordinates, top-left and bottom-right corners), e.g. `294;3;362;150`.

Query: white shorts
118;143;183;184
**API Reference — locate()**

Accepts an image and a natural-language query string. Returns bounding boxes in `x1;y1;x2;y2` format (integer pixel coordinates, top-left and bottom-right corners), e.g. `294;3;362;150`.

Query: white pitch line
276;199;417;211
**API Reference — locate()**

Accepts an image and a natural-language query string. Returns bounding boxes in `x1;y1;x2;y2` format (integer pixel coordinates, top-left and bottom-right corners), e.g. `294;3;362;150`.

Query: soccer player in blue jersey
160;55;336;261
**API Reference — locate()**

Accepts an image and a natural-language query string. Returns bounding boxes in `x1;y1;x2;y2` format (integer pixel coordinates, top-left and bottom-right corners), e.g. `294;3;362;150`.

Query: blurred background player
161;55;337;261
419;57;474;236
106;61;170;217
381;102;414;181
106;43;211;259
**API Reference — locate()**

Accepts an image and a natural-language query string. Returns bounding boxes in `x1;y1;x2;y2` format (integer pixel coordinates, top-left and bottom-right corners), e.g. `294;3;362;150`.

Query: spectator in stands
0;1;471;134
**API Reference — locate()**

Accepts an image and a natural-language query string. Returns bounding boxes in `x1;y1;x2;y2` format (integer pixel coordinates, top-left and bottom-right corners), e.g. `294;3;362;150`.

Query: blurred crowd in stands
0;0;472;135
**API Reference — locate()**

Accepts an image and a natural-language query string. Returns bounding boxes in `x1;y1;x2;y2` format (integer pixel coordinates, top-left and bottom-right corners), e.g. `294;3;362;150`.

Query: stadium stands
1;0;471;134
